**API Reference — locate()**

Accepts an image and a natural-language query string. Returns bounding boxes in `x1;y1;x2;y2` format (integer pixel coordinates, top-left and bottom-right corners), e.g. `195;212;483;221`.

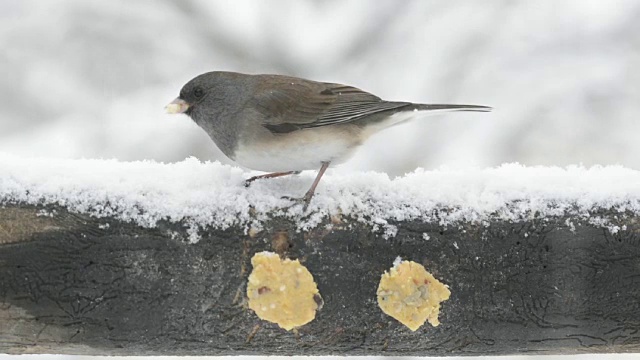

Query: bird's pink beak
165;98;190;114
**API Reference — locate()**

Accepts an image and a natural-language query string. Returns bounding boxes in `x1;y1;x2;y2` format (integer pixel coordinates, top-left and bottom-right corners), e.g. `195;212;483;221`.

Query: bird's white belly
232;128;359;172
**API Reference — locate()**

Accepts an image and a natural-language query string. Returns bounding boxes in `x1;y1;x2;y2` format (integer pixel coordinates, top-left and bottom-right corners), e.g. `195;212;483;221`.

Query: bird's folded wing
249;78;410;134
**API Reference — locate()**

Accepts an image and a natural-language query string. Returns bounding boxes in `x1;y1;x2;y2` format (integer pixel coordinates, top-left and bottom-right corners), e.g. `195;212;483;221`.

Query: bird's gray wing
250;77;410;134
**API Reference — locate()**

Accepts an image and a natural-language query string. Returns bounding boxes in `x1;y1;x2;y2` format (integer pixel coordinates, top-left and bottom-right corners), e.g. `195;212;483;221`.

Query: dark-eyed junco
166;71;490;204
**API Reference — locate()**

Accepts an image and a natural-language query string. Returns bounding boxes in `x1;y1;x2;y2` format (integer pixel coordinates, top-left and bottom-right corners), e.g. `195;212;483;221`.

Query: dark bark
1;204;639;356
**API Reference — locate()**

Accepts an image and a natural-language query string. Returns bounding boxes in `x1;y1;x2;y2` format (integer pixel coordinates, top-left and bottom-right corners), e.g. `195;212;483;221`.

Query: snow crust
1;153;640;242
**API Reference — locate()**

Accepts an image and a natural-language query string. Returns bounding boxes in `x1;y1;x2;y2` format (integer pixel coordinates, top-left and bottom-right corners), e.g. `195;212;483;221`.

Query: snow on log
1;154;640;356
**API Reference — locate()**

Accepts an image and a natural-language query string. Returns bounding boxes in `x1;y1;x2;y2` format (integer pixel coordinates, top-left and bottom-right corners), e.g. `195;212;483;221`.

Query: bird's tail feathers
361;102;491;135
405;103;492;113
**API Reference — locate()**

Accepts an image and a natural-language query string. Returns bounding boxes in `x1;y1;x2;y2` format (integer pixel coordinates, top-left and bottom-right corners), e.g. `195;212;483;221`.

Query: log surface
1;204;639;356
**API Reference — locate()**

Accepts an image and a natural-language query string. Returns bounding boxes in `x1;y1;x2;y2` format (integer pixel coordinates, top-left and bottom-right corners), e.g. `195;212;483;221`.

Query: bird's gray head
165;71;251;126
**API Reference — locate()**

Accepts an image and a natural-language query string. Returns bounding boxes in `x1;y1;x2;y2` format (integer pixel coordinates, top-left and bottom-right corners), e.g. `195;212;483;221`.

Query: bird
166;71;491;205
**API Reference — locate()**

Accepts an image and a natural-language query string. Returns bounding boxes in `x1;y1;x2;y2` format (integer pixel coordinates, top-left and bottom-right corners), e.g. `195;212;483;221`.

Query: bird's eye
193;87;205;99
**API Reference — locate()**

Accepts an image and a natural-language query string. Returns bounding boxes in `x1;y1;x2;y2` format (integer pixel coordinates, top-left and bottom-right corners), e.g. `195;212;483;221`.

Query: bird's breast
231;126;362;172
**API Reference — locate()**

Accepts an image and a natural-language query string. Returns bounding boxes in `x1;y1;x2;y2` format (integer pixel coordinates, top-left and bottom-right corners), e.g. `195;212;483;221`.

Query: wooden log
1;203;639;356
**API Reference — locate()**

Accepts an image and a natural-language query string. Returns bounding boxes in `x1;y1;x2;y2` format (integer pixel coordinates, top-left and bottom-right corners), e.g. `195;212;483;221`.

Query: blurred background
2;0;639;177
1;2;640;360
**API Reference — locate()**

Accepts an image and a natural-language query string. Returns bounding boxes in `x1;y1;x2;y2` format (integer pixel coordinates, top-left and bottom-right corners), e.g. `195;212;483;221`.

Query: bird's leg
244;171;301;187
301;161;330;204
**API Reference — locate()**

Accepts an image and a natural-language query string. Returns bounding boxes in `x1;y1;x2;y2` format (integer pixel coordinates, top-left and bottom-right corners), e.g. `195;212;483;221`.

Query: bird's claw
281;192;314;210
244;176;259;188
244;171;301;188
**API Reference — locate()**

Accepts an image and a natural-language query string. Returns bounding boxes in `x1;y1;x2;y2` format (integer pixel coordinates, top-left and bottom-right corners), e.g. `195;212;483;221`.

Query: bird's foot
244;176;261;188
244;171;301;188
281;191;315;211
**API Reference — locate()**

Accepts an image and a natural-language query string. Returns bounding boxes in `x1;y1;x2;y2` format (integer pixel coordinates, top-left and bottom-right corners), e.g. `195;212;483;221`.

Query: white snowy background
2;0;640;175
1;0;640;359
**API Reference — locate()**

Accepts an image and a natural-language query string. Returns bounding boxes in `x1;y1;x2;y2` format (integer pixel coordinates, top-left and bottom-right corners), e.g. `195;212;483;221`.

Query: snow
2;153;640;242
392;256;403;268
